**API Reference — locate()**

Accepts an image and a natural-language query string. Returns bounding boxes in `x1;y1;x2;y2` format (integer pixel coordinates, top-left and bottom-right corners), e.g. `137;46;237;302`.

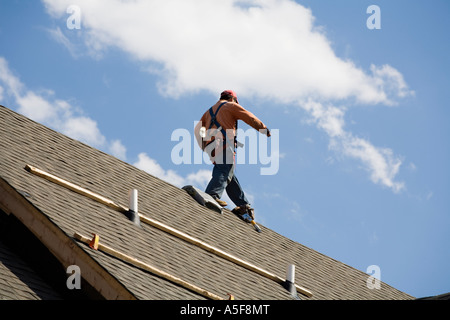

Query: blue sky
1;0;449;298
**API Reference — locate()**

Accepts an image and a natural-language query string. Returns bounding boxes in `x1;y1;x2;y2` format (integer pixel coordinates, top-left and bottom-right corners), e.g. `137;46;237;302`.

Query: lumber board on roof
74;232;225;300
0;177;137;300
139;214;313;297
24;165;128;213
25;164;313;298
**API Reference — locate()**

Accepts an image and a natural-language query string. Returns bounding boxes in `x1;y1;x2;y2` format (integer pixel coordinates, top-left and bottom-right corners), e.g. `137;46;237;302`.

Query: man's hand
259;128;271;137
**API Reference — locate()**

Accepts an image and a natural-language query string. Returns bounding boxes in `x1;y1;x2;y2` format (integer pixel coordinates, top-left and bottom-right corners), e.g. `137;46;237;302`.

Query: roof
0;238;61;300
0;105;414;300
416;292;450;300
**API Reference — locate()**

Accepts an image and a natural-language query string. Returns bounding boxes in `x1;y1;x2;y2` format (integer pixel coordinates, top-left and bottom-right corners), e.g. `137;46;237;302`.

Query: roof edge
0;176;137;300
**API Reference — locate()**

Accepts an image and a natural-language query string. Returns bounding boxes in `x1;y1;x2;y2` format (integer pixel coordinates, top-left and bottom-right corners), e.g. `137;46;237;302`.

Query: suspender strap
208;102;228;142
206;102;236;153
208;102;227;130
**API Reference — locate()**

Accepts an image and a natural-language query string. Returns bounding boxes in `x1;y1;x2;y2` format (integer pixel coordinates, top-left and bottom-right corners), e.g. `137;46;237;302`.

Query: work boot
232;204;255;222
213;196;228;207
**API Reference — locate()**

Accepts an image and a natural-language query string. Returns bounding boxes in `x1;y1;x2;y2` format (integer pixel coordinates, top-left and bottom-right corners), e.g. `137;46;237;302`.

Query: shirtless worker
194;90;271;221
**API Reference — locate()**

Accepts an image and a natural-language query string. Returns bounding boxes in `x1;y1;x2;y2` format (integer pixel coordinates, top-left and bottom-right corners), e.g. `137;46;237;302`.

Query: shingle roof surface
0;239;61;300
0;105;414;300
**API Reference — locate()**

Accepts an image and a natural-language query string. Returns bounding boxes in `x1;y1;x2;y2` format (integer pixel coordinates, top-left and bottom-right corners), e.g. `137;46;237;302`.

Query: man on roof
194;90;271;222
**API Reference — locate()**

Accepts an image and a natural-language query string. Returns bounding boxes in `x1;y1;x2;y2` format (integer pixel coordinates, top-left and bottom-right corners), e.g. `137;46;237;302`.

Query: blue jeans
205;163;250;207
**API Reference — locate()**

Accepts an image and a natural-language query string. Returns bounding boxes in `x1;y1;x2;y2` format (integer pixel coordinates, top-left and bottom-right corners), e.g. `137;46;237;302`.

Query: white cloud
134;153;175;183
185;169;212;189
370;64;414;101
0;55;213;196
134;152;211;189
134;153;240;206
62;116;106;147
42;0;412;103
42;0;413;192
304;99;405;192
0;58;24;94
303;100;346;138
0;86;4;102
47;26;80;58
15;91;58;123
109;139;127;161
332;134;405;193
0;56;121;153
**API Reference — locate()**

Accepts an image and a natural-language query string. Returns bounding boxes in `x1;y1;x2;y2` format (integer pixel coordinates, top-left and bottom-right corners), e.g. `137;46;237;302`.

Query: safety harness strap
204;102;237;167
208;102;228;137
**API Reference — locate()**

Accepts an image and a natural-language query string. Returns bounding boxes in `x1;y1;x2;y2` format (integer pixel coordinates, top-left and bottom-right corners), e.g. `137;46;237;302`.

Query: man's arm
231;103;270;136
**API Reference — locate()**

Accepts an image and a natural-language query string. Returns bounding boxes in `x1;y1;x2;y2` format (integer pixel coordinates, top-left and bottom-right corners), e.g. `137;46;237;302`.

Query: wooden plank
139;214;313;298
74;232;225;300
24;165;128;213
0;177;137;300
25;164;313;298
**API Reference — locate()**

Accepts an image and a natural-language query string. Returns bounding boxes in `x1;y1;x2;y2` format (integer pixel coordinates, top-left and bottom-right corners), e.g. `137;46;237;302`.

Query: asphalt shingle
0;105;414;300
0;239;61;300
